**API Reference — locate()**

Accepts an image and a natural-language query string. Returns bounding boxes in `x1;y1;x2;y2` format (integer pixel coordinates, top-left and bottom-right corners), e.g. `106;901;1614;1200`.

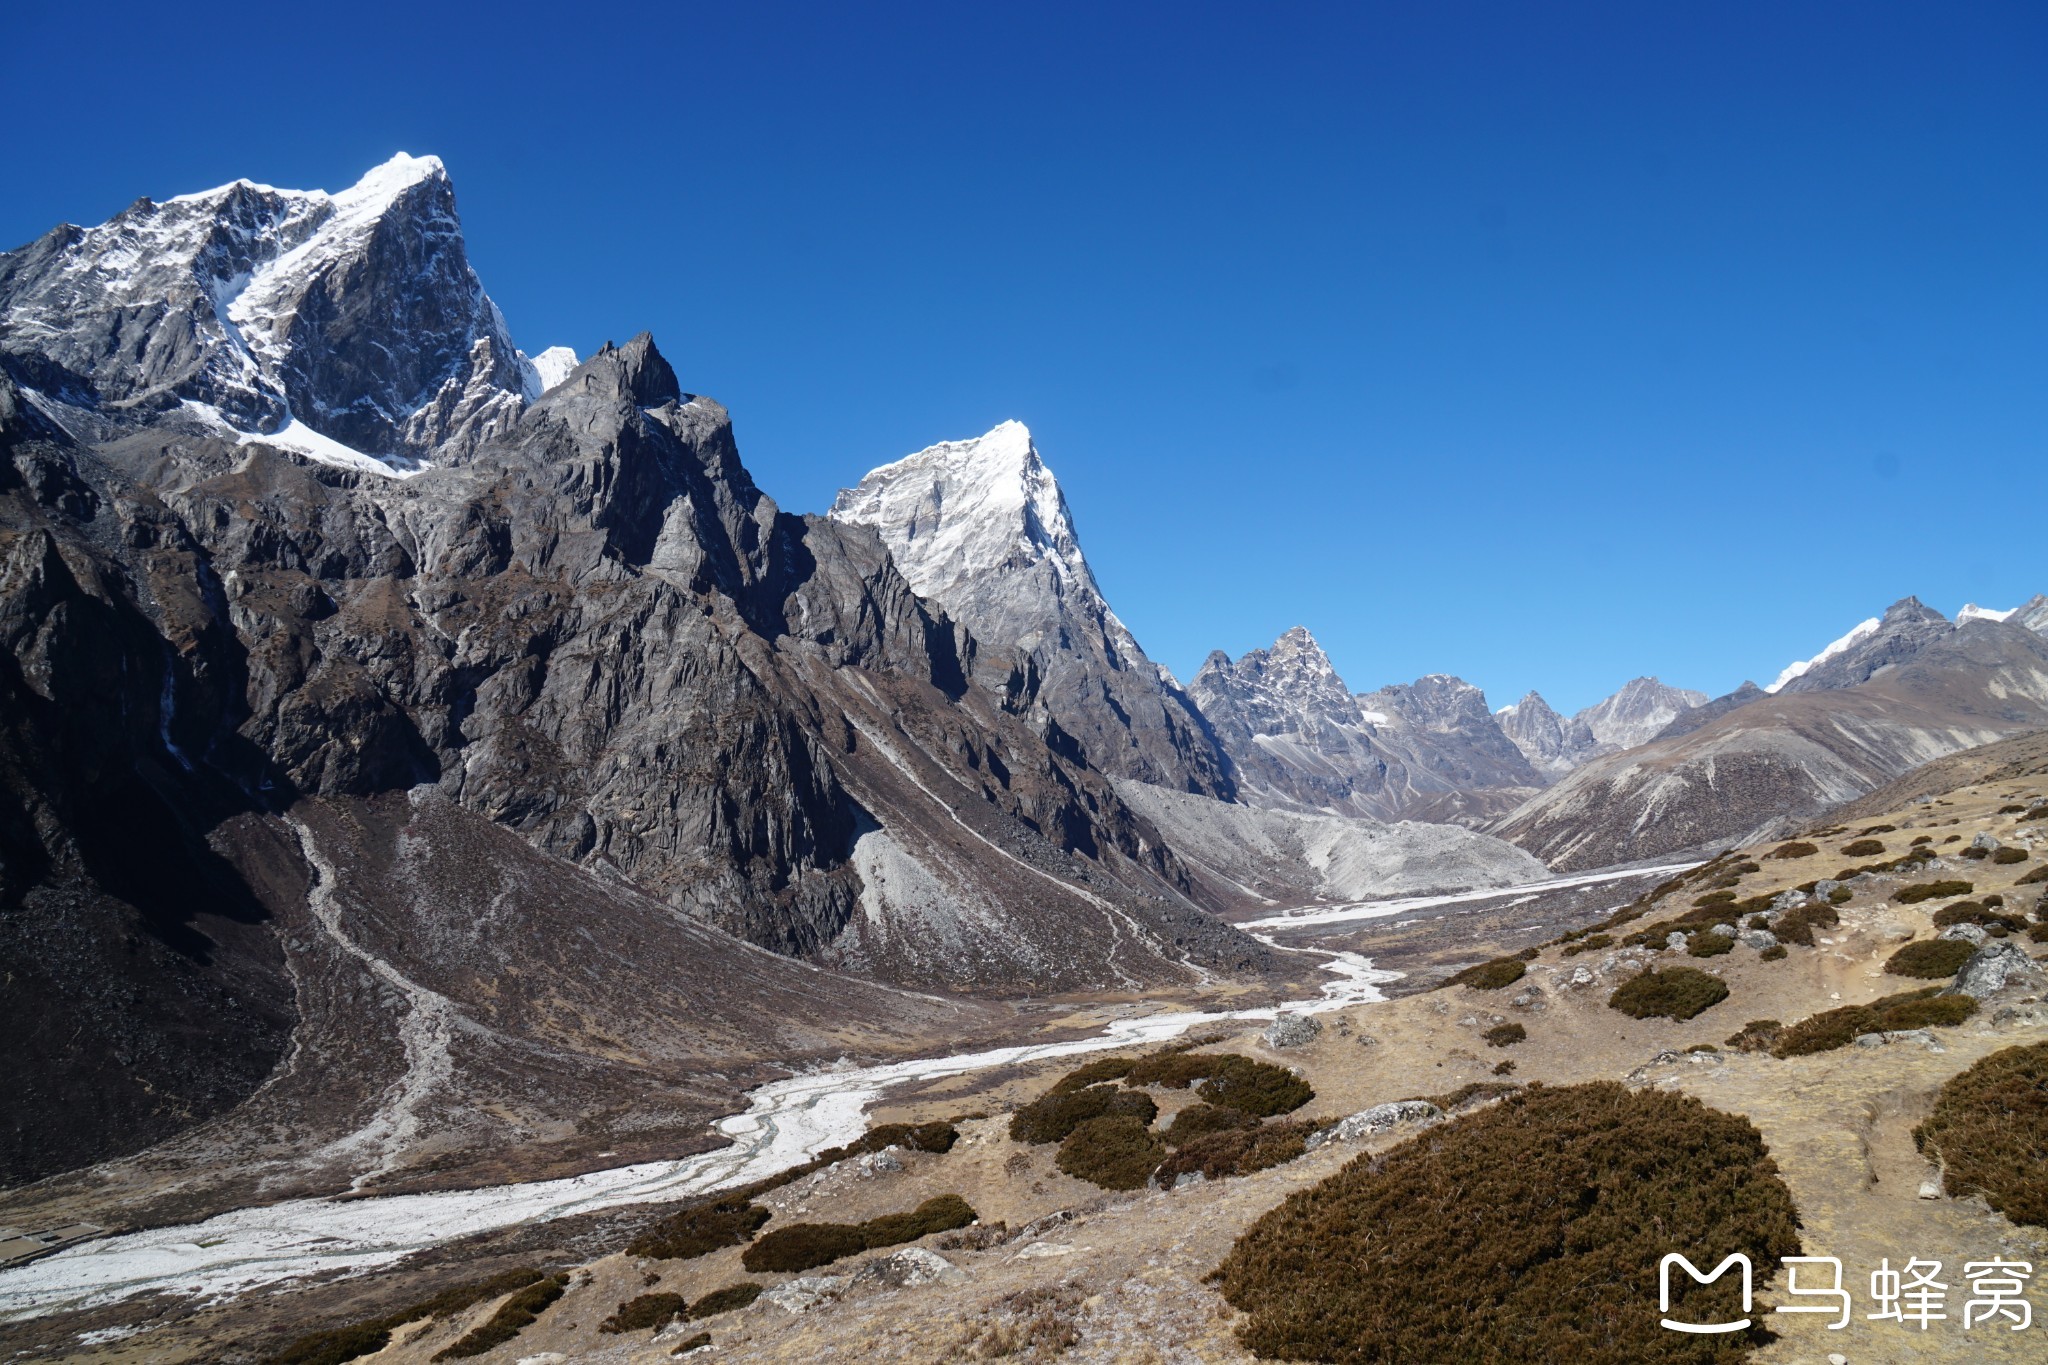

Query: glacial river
0;864;1680;1324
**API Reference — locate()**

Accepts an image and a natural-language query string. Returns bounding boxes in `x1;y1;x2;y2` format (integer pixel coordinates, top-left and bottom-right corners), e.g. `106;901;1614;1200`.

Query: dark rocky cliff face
0;338;1266;1188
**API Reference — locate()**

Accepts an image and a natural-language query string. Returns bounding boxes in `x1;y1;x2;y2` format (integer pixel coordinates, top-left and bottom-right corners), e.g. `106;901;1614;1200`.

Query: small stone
856;1148;904;1177
1309;1100;1443;1149
1828;1354;1849;1365
762;1276;848;1314
1567;966;1596;989
1939;923;1989;946
1711;923;1737;939
1740;929;1778;950
853;1247;961;1288
1264;1014;1323;1049
1666;932;1688;950
1771;889;1809;914
1814;880;1842;899
1014;1241;1075;1259
1945;941;2044;999
1973;832;2002;852
1918;1180;1943;1200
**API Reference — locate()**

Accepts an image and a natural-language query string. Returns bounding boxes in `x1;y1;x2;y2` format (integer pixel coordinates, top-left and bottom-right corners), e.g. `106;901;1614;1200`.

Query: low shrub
1998;805;2029;815
1694;889;1738;907
1768;840;1818;860
672;1331;711;1354
1608;967;1730;1021
1860;824;1898;836
1198;1057;1315;1117
1885;939;1977;979
1774;902;1841;947
741;1221;867;1273
1746;914;1770;930
1914;1041;2048;1228
1828;885;1854;904
1125;1051;1228;1089
1688;931;1736;958
627;1201;772;1261
1483;1022;1527;1048
1493;1060;1516;1075
2032;923;2048;944
600;1293;688;1334
1933;902;2028;933
1726;1020;1784;1053
268;1268;550;1365
2019;865;2048;886
1841;838;1887;857
1912;835;1934;846
1155;1118;1322;1184
1009;1085;1157;1144
1446;956;1527;990
1994;847;2031;865
269;1324;392;1365
432;1275;567;1361
1961;846;1991;861
1213;1083;1799;1364
687;1283;762;1319
1760;944;1789;961
1050;1056;1136;1092
1772;988;1979;1057
1164;1102;1258;1146
1561;932;1613;957
741;1195;978;1273
1056;1114;1168;1189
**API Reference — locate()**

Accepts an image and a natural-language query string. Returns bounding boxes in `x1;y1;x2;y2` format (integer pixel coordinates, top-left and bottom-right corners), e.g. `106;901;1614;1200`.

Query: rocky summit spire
0;152;573;467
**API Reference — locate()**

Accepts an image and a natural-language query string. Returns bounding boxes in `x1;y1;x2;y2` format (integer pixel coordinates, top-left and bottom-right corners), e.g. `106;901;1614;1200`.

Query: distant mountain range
2;152;2042;1200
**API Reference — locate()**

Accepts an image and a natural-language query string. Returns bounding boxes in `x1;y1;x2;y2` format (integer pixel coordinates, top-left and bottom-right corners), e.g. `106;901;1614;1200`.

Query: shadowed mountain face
1494;611;2048;869
0;166;1275;1190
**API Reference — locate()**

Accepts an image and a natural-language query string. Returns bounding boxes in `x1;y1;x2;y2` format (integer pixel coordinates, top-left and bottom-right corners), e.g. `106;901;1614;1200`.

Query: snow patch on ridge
1958;602;2016;624
1767;617;1882;693
523;345;579;396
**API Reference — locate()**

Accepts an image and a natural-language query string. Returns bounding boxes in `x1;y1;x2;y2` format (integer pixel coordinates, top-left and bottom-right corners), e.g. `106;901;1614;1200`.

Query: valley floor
5;766;2048;1362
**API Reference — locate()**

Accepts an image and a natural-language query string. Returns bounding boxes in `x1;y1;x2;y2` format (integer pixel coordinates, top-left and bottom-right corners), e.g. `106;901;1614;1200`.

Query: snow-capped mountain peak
829;420;1097;605
830;422;1235;795
0;152;571;471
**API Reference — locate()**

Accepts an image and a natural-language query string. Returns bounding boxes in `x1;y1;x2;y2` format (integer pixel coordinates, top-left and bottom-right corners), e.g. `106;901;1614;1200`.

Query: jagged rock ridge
1495;600;2048;868
0;153;573;466
1186;628;1542;824
0;161;1278;1193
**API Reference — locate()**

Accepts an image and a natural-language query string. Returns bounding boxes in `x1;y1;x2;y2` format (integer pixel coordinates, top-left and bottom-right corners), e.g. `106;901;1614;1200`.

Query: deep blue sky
8;3;2043;713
